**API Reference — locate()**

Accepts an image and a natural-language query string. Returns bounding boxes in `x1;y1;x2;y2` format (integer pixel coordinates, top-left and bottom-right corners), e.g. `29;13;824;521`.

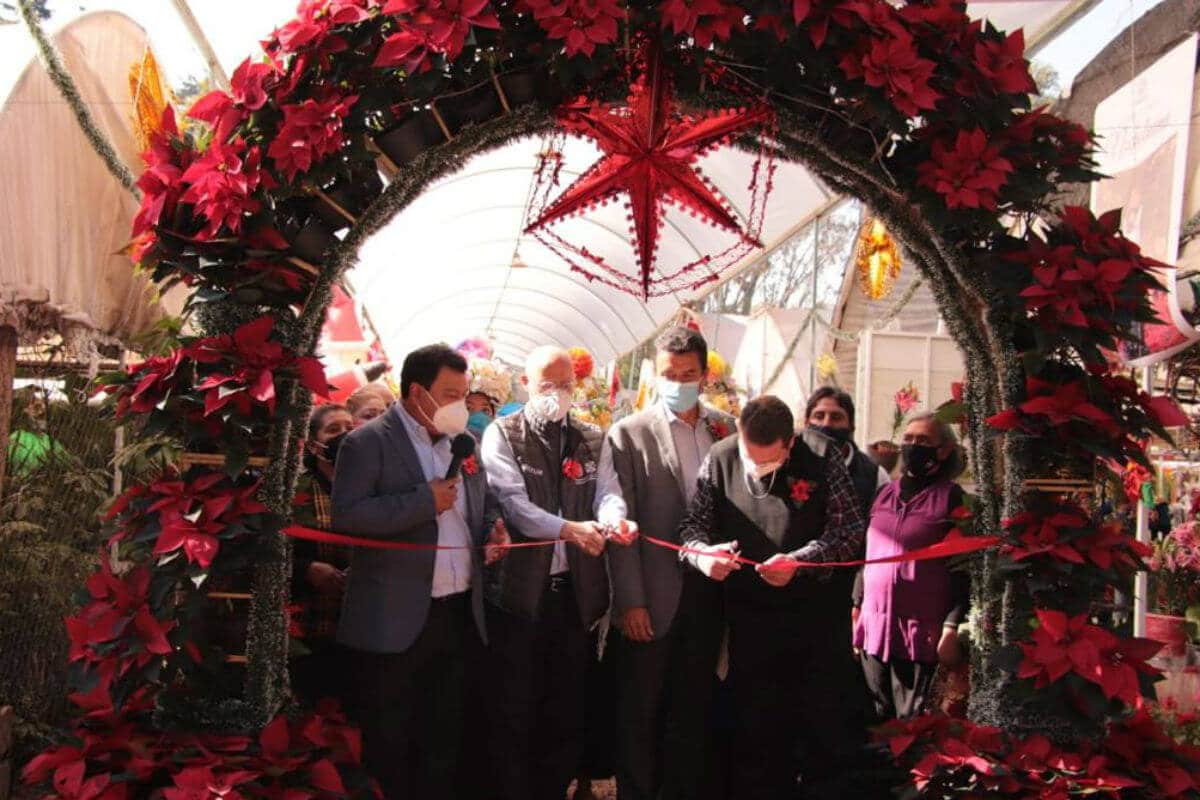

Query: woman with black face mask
290;403;355;706
851;412;969;720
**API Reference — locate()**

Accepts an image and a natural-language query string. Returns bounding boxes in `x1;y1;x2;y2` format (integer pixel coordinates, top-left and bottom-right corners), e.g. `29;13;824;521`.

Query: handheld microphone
446;433;476;479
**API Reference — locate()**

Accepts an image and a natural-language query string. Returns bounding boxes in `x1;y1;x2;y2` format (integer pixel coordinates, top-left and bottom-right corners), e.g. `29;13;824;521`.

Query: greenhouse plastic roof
0;0;1096;363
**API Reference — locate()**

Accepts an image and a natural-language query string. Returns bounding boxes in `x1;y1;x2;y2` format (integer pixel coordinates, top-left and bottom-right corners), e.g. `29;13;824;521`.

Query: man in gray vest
595;326;734;800
480;345;609;800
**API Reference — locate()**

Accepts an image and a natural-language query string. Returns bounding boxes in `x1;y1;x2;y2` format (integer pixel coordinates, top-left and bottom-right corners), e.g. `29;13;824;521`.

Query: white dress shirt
396;404;474;597
596;400;718;526
480;420;569;575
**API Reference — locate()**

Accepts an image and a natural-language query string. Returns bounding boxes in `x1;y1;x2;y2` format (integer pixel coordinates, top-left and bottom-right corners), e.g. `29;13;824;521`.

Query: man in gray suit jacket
596;326;735;800
332;343;505;800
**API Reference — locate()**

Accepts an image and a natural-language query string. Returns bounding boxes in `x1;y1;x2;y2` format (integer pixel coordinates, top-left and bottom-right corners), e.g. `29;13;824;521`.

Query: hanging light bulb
855;217;901;300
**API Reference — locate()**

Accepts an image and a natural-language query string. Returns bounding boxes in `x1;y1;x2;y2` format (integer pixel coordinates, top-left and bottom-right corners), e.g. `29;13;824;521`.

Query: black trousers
346;593;477;800
860;652;938;720
728;609;865;800
615;580;723;800
579;625;616;781
488;583;589;800
289;640;350;710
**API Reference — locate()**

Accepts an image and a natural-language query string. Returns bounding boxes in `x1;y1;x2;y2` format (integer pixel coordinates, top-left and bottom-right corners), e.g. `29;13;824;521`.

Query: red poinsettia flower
986;377;1113;434
790;479;814;505
188;316;329;416
179;140;276;240
520;0;623;57
276;0;374;53
461;454;479;476
383;0;499;59
706;419;730;440
916;128;1013;210
131;107;194;259
562;458;584;480
958;29;1036;96
186;58;279;140
102;349;185;419
1005;510;1088;564
266;95;359;182
840;32;941;117
1016;239;1139;329
374;26;437;72
1003;107;1094;171
1018;608;1161;705
659;0;745;47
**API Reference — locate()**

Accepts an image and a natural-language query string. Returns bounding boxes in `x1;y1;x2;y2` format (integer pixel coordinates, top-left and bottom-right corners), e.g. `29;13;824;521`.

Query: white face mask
412;385;469;436
529;389;572;423
432;400;469;436
738;438;784;480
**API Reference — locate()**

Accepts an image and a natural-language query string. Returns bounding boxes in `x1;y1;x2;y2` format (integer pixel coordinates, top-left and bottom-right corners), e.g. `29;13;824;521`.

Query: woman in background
346;382;394;427
290;403;354;706
853;412;968;719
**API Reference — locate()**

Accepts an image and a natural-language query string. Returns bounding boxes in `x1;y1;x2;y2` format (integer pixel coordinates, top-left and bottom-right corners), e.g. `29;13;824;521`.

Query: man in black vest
803;387;887;735
679;396;867;800
803;387;890;517
480;345;610;800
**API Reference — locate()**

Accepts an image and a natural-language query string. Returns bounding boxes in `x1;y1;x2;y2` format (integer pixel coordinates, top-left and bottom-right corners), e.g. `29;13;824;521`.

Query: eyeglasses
535;381;573;393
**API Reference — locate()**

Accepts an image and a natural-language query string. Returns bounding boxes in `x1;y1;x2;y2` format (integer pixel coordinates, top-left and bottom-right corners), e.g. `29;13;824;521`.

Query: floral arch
27;0;1200;797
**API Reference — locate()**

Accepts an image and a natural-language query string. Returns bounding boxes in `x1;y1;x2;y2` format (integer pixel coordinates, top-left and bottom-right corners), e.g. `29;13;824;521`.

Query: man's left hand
485;519;510;565
937;626;963;667
756;554;799;587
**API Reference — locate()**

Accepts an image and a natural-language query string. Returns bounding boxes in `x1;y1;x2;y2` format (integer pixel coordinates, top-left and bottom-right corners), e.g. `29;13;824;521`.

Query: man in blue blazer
332;343;504;800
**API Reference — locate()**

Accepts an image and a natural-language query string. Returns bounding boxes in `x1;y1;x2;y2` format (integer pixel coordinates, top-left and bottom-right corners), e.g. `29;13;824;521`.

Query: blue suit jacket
332;402;494;653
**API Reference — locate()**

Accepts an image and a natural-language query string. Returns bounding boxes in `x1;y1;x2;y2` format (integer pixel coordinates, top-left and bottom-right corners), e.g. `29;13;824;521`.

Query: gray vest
485;410;609;625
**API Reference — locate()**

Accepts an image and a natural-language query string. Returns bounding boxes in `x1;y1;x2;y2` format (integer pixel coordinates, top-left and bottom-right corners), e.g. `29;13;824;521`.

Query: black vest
849;449;882;521
485;410;609;625
707;436;833;615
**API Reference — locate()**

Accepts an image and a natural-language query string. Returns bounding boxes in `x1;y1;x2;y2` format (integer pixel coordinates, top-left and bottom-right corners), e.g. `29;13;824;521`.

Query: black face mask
902;444;941;477
305;432;348;472
323;432;348;465
809;424;852;443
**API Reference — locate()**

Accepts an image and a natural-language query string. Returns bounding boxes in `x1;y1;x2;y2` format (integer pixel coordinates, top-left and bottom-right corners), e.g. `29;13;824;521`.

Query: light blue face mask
467;411;492;436
659;379;701;413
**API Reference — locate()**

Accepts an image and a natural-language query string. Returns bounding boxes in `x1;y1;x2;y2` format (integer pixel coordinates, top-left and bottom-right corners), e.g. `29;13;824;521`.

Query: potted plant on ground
1148;519;1200;658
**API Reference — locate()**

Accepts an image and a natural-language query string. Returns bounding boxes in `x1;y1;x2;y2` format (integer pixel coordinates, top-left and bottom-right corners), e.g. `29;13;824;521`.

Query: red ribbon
283;525;999;569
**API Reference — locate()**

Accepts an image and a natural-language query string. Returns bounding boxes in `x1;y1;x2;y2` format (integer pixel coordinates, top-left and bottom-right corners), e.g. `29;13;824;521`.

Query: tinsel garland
233;106;561;726
17;0;139;195
814;277;926;343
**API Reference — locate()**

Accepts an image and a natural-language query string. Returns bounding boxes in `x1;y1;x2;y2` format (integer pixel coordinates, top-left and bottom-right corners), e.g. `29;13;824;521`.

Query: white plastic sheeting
0;11;170;341
0;0;1094;355
351;135;832;365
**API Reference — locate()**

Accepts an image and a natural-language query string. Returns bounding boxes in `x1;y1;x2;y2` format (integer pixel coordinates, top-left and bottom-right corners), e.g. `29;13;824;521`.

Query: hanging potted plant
1148;519;1200;658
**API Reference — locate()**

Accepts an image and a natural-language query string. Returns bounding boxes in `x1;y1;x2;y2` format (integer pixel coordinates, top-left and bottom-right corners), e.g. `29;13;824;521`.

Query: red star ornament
525;48;772;299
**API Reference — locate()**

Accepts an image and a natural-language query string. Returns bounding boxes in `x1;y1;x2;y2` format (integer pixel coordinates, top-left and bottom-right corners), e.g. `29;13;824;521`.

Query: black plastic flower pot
314;169;385;231
375;113;443;166
290;218;338;263
499;69;538;107
441;82;502;135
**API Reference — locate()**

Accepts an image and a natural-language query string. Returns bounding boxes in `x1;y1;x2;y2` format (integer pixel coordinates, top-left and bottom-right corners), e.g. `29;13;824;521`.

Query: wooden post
0;705;13;800
0;327;18;500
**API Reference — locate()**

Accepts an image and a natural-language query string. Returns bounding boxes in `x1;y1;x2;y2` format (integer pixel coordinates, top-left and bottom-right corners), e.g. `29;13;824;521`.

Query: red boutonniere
462;454;479;476
562;458;584;480
790;479;815;506
706;418;731;440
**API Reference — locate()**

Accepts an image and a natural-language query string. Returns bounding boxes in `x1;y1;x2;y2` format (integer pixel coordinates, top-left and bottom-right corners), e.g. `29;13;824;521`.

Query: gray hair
903;411;965;479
